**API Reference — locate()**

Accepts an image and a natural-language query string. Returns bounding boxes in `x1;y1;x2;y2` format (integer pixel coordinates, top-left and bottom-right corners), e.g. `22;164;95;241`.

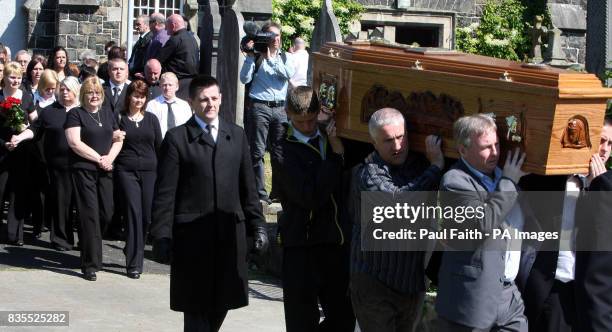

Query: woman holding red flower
0;62;34;246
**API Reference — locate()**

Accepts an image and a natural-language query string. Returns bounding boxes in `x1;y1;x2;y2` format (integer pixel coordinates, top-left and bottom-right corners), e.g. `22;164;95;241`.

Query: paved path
0;226;285;332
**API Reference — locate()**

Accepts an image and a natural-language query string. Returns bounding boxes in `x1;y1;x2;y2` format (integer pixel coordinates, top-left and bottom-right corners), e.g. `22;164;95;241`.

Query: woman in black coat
1;62;35;245
12;76;81;250
65;76;123;281
115;79;162;279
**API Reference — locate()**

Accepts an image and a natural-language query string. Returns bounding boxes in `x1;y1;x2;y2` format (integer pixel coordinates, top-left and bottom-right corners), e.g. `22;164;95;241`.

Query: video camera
240;21;277;54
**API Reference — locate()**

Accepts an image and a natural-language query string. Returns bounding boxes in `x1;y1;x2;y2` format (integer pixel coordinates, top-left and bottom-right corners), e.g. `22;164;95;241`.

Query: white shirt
109;80;130;98
289;49;309;87
503;204;524;282
555;176;581;282
145;95;192;137
194;115;219;142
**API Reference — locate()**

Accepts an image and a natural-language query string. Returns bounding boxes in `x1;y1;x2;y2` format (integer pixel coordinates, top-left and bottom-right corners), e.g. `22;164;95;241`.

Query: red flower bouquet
0;97;27;132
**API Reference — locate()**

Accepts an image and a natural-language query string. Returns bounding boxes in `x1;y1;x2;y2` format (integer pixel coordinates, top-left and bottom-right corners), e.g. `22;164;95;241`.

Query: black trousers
26;148;48;234
1;150;28;243
531;280;575;332
48;167;75;249
72;168;113;273
183;311;227;332
116;170;155;273
282;245;355;332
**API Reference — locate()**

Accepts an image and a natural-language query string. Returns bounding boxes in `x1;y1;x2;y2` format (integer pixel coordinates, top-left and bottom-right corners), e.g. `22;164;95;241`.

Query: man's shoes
33;231;42;239
83;272;97;281
9;240;24;246
127;271;141;279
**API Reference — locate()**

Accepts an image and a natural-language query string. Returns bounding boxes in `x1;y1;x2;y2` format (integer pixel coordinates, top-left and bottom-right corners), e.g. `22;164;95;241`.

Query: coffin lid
316;41;612;99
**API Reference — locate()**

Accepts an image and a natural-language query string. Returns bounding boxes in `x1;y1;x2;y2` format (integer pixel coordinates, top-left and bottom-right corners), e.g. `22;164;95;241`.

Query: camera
240;21;277;54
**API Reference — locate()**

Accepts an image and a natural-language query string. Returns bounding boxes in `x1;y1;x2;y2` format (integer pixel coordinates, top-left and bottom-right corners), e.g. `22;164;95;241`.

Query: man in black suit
150;75;269;332
102;58;130;116
522;117;612;332
156;13;199;100
575;169;612;332
128;15;153;78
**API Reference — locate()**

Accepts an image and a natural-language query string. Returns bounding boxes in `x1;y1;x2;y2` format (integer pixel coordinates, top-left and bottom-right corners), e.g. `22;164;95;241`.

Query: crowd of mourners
2;10;612;332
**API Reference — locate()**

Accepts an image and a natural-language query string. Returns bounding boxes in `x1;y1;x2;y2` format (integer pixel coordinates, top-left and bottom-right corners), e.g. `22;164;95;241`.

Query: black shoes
83;272;97;281
127;271;141;279
9;240;24;246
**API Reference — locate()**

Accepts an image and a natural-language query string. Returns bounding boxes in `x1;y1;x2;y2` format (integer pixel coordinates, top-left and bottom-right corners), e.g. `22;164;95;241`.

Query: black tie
166;102;175;129
206;124;215;143
113;87;120;105
308;136;320;152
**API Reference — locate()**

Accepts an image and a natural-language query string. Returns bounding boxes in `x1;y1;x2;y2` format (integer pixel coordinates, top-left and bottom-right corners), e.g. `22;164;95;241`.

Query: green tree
456;0;536;61
272;0;364;50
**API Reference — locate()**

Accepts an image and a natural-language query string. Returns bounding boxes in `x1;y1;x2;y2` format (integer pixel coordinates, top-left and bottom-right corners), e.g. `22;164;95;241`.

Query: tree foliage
272;0;364;50
456;0;544;61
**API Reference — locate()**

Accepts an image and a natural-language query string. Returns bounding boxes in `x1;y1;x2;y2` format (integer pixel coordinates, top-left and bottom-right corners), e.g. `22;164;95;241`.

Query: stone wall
56;0;122;61
24;0;58;55
24;0;124;61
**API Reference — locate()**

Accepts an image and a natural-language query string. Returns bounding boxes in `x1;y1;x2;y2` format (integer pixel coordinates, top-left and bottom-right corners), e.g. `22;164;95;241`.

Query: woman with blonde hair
0;62;34;245
32;69;60;120
65;76;123;281
12;76;81;251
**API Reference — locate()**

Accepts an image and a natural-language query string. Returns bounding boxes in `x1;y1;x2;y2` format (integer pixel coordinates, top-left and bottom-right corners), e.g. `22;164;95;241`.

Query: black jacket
271;124;348;247
156;29;198;79
150;116;265;313
101;82;128;116
129;31;153;76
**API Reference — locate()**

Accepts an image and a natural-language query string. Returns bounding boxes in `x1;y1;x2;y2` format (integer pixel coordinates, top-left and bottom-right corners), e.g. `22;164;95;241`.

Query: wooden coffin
312;41;612;175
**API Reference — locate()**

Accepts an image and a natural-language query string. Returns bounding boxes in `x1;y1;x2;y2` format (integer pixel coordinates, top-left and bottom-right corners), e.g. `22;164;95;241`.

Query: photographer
240;22;294;204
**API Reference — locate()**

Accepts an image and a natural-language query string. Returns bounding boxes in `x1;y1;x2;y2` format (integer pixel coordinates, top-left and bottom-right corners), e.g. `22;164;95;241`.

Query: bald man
156;13;198;100
144;59;163;100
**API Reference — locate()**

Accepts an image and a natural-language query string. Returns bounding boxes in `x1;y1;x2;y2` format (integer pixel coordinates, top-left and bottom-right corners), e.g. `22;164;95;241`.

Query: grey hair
150;13;166;25
453;114;497;148
14;50;30;59
368;108;405;140
60;76;81;105
138;14;150;25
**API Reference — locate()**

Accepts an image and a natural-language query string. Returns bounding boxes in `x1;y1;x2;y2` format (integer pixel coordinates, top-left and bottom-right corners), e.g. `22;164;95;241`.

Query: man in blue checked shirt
240;22;294;204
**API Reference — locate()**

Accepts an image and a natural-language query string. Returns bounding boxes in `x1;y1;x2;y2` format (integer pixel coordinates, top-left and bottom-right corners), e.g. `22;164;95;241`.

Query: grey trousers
350;273;424;332
437;283;528;332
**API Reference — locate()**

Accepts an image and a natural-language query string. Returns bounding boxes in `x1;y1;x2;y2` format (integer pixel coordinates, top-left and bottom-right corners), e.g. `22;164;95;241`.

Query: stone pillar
24;0;58;54
199;0;221;76
586;0;611;84
56;0;122;61
216;2;245;125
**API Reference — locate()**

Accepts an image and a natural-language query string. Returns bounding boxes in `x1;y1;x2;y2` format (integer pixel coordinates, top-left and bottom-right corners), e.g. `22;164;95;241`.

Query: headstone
216;4;245;125
527;16;547;63
586;0;612;84
310;0;342;53
309;0;342;85
368;26;385;40
545;27;570;68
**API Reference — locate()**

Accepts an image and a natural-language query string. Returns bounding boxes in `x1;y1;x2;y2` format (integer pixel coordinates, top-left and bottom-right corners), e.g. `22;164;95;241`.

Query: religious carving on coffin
317;73;338;125
561;115;591;149
478;98;527;153
359;84;465;139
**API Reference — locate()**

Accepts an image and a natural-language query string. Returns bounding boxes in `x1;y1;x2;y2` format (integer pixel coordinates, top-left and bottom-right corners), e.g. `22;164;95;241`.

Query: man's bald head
166;14;185;34
145;59;162;84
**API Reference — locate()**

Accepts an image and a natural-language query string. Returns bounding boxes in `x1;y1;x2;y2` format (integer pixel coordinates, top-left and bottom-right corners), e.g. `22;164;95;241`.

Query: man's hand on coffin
586;153;607;187
502;148;528;184
425;135;444;169
326;119;344;155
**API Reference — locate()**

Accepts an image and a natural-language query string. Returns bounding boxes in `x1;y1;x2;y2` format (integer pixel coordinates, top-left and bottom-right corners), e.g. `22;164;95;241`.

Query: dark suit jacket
156;29;199;79
101;82;128;116
128;31;153;76
436;159;540;329
575;170;612;332
150;116;265;313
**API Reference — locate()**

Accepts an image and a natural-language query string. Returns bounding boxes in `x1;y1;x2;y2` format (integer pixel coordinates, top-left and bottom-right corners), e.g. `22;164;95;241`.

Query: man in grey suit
436;114;529;331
